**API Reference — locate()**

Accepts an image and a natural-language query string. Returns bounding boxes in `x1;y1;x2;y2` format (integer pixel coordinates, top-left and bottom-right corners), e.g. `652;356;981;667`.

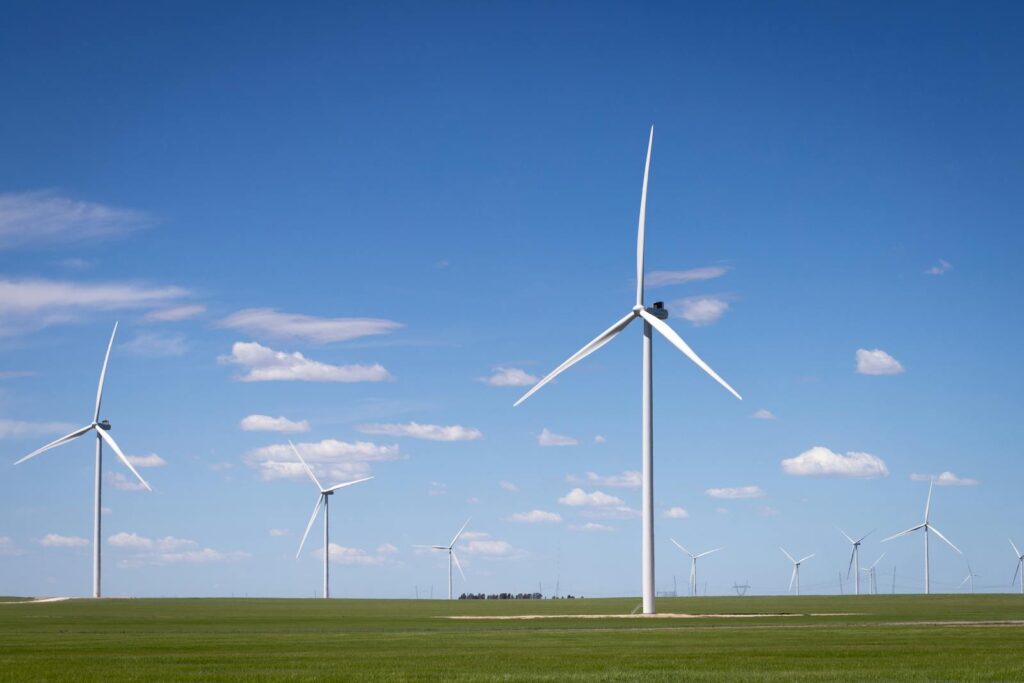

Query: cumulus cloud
508;510;562;523
121;332;188;357
566;471;641;489
105;472;149;492
645;266;729;288
539;428;578;447
269;528;289;537
752;409;777;420
663;507;689;519
910;471;979;486
925;260;953;276
594;435;606;444
312;543;397;566
142;304;206;322
569;522;614;532
672;296;730;326
125;453;166;468
240;414;310;433
781;446;889;479
558;488;624;507
219;341;392;382
220;308;402;344
0;191;150;250
458;531;523;558
243;439;402;482
109;531;249;567
499;481;519;492
706;485;765;499
478;367;538;387
37;533;88;548
0;419;75;439
358;422;482;442
856;348;905;376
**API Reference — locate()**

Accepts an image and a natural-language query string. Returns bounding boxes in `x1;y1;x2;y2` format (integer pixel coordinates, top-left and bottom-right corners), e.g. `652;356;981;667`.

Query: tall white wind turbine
417;519;470;600
13;322;151;598
881;479;961;594
781;547;814;596
291;441;372;599
513;128;742;615
839;528;872;595
670;539;722;597
1010;540;1024;594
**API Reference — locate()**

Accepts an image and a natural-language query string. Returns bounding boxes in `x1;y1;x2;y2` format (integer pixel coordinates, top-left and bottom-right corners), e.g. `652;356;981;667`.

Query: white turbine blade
451;551;466;581
94;322;118;423
1010;539;1021;559
670;538;693;558
1014;560;1022;586
513;312;636;407
98;429;151;492
788;566;797;592
325;476;373;493
928;525;961;555
296;495;323;558
846;548;856;579
450;518;472;548
837;528;855;544
14;424;94;465
882;524;925;543
869;552;886;569
798;553;815;564
638;309;742;400
924;479;934;522
635;125;654;307
289;441;322;491
856;530;874;544
696;547;724;559
780;547;795;563
959;574;971;587
430;546;447;550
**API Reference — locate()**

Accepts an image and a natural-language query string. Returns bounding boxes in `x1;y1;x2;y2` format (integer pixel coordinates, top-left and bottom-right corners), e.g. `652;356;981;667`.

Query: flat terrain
2;594;1023;681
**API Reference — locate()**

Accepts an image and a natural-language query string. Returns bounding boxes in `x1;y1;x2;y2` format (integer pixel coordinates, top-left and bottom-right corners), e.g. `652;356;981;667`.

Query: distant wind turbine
781;547;814;596
13;322;151;598
861;552;886;594
670;539;723;597
416;519;470;600
291;441;373;599
838;528;872;596
513;128;743;615
1010;540;1024;594
959;561;979;594
882;479;961;594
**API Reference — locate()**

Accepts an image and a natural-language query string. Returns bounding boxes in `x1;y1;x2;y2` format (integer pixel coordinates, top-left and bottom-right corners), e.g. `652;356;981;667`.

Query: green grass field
2;594;1022;681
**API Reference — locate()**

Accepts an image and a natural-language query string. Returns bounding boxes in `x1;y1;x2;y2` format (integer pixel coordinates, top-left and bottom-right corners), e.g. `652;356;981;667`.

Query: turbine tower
670;539;722;597
513;128;742;615
291;441;372;599
838;528;872;595
882;479;961;594
1011;540;1024;594
417;519;470;600
13;322;151;598
781;547;814;596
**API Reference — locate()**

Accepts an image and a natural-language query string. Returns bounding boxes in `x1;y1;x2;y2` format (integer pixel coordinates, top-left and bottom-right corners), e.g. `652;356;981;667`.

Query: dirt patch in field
448;612;859;620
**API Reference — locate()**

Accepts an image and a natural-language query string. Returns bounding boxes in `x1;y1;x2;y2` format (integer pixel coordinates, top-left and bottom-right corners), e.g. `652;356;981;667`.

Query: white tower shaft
94;433;102;599
641;320;655;614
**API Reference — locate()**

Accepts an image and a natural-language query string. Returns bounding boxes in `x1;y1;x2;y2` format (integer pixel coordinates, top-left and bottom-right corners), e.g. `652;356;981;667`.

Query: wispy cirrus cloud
558;488;624;507
566;471;641;489
243;439;402;482
220;308;402;344
910;471;979;486
0;419;75;439
752;409;777;420
357;422;482;442
671;295;731;326
645;266;729;288
108;531;249;567
499;480;519;492
312;543;399;566
855;348;904;376
706;485;765;499
781;446;889;479
568;522;614;532
925;260;952;276
106;472;148;492
0;191;151;250
663;507;689;519
508;510;562;523
121;332;188;357
539;428;577;447
125;453;166;468
219;341;392;383
240;414;310;433
0;536;25;556
37;533;88;548
143;304;206;322
477;367;538;387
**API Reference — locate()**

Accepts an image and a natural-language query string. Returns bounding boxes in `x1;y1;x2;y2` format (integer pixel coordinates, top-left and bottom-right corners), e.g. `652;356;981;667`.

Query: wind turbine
670;539;722;597
291;441;373;599
882;479;961;594
781;547;814;596
861;552;886;594
417;519;470;600
13;322;151;598
959;561;979;594
513;128;742;615
838;528;872;595
1010;540;1024;594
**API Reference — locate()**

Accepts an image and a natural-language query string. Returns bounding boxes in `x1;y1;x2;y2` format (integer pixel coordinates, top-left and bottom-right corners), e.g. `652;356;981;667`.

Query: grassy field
1;594;1022;681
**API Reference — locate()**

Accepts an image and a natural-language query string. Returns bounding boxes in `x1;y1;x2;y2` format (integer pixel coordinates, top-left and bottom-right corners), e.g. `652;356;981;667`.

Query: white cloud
539;428;578;447
121;332;188;357
269;528;289;537
0;191;150;249
37;533;88;548
925;259;953;276
508;510;562;523
243;439;402;482
594;435;606;444
752;409;777;420
460;532;522;558
757;506;781;517
220;308;402;344
663;507;689;519
557;488;624;507
466;496;480;504
781;446;889;479
646;266;729;288
672;296;730;326
239;414;310;433
910;471;979;486
856;348;905;376
569;522;614;532
0;277;188;336
0;419;75;439
499;480;519;492
377;543;399;555
566;471;641;489
358;422;482;442
220;341;392;383
0;536;24;556
105;472;148;492
706;485;765;499
142;304;206;322
312;543;396;566
0;370;35;379
108;531;249;567
125;453;166;468
477;367;538;387
108;532;194;551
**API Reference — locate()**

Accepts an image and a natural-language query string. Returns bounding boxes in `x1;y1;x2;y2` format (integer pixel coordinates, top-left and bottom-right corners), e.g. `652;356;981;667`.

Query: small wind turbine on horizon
882;479;961;594
291;441;373;599
416;519;470;600
861;552;886;594
670;539;723;597
13;322;151;598
838;528;872;596
1010;540;1024;594
781;547;814;596
959;561;979;594
513;127;743;615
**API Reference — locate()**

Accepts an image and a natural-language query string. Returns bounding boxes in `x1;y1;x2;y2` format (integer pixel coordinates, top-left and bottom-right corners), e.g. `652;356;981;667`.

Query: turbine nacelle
97;420;112;431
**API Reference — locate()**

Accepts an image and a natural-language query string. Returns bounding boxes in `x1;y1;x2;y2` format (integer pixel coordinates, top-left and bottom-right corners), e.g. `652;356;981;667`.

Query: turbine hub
97;420;112;431
646;301;669;320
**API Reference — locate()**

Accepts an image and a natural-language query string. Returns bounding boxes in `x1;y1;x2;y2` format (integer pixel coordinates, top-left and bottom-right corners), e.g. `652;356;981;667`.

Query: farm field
1;595;1023;681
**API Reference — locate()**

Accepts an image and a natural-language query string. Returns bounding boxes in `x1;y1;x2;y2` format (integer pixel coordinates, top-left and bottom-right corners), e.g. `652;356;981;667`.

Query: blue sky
2;1;1023;598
